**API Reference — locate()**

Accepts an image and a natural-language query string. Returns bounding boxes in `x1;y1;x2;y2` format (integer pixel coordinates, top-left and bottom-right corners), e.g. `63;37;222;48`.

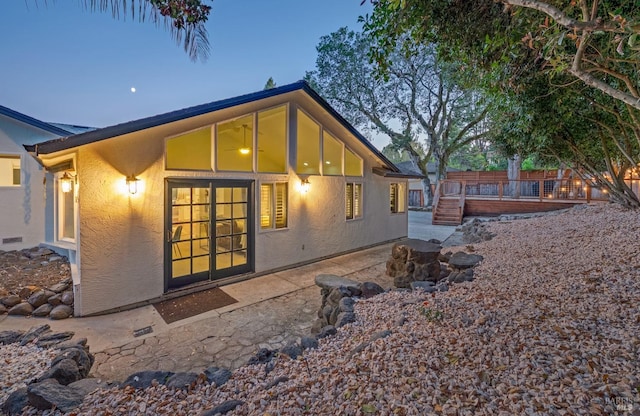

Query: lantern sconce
60;172;74;193
300;178;311;194
126;175;140;195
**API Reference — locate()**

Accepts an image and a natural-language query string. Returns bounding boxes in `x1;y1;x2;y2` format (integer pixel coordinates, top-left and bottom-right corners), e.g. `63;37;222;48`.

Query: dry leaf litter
10;203;640;415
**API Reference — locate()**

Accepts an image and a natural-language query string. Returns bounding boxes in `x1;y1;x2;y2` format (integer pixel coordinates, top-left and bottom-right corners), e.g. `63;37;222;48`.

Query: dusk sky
2;1;387;147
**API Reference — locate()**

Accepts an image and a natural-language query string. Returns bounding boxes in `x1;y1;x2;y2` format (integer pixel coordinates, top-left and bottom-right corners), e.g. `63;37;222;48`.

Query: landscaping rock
410;281;437;292
0;330;25;345
67;378;111;396
338;297;355;313
204;367;232;386
61;291;74;306
36;331;76;348
2;295;22;308
52;346;94;378
49;304;73;320
47;282;69;293
201;399;244;415
32;303;53;317
0;304;7;314
166;372;200;389
2;387;29;416
280;341;303;359
27;378;85;412
387;239;443;288
122;371;175;389
358;281;385;298
47;293;63;306
314;274;360;292
19;324;51;345
38;358;82;385
27;291;49;308
300;336;318;350
448;252;484;269
8;302;34;316
316;325;337;339
335;311;356;327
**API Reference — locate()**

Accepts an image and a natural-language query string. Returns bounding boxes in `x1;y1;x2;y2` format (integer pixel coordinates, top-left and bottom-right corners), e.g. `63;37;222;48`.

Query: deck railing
438;178;611;202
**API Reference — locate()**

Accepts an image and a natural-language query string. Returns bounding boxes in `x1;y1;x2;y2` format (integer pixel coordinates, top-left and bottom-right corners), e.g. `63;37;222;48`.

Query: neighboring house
0;105;92;250
24;81;420;316
395;161;459;207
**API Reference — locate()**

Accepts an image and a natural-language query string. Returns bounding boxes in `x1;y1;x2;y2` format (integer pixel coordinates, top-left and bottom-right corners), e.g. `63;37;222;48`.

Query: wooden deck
432;178;607;225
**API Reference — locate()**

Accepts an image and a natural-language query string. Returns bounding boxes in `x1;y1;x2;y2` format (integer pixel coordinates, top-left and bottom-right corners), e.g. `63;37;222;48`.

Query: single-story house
0;105;92;250
17;81;420;316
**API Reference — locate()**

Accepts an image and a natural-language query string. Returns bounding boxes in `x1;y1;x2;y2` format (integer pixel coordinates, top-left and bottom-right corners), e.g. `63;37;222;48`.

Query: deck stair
432;196;464;225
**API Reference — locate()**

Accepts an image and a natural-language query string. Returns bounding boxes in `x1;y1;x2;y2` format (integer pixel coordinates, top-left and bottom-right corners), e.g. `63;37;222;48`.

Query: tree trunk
507;155;521;198
422;177;433;207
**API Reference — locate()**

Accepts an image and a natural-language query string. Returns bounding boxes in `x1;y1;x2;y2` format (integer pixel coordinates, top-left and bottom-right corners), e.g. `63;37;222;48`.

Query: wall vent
2;237;23;244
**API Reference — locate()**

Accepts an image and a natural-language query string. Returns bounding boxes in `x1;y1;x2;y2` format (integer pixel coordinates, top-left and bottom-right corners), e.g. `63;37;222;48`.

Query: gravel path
14;203;640;414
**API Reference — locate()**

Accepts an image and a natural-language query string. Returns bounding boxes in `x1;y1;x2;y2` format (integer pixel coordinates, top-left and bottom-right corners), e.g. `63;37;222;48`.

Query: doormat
153;287;238;324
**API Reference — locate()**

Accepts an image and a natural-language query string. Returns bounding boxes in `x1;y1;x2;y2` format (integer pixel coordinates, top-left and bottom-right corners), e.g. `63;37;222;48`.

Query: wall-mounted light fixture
126;175;140;195
300;178;310;194
60;172;74;193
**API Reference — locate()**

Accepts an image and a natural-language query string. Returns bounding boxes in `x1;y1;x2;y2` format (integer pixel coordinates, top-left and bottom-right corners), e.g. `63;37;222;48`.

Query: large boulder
51;346;94;378
1;295;22;308
27;378;85;412
32;303;53;317
1;388;29;416
37;358;82;386
358;282;384;299
122;371;175;389
27;291;50;308
49;305;73;320
387;239;443;288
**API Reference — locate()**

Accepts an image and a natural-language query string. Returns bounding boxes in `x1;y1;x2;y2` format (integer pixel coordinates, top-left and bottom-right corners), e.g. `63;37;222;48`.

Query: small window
0;155;21;186
390;183;406;213
260;182;288;230
166;128;212;170
345;147;363;176
346;183;363;220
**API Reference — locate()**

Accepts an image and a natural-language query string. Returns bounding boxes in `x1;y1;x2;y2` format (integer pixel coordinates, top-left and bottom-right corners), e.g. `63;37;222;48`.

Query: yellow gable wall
48;91;407;315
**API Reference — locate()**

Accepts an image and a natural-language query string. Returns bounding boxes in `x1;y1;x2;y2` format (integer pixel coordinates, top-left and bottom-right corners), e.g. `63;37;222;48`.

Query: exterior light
300;178;310;194
126;175;139;195
239;147;250;155
60;172;73;193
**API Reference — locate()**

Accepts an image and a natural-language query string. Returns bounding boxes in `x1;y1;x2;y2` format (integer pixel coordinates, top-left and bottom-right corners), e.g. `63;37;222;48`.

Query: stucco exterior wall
53;94;408;316
0;117;55;250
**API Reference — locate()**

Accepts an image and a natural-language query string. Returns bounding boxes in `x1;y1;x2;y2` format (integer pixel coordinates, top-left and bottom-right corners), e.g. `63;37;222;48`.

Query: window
166;128;212;170
0;155;20;186
344;147;363;176
217;115;254;172
346;183;362;220
390;183;406;213
257;105;287;173
260;182;288;230
323;131;343;175
296;110;320;174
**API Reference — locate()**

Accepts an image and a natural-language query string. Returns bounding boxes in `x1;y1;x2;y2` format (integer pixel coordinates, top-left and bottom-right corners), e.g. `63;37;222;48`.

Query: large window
323;131;343;176
346;183;362;220
257;106;287;173
390;183;406;213
217;115;254;172
260;182;288;230
166;128;212;170
296;110;320;174
0;155;20;186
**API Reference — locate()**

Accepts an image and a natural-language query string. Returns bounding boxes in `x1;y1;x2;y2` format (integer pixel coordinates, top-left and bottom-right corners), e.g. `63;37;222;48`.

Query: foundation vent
2;237;23;244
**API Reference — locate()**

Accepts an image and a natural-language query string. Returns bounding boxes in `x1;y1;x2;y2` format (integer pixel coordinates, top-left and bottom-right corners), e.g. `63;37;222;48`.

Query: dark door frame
164;178;254;292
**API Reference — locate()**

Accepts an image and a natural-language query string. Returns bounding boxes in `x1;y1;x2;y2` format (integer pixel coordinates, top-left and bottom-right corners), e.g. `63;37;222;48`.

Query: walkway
0;211;456;382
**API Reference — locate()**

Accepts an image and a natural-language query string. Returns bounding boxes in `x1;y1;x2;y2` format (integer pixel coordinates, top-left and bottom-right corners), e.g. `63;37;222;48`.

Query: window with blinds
390;183;406;213
260;182;288;230
346;183;362;220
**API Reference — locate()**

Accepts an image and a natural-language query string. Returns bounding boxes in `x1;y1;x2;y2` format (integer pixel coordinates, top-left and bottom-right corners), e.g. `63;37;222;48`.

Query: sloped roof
0;104;74;136
396;161;460;176
26;80;400;173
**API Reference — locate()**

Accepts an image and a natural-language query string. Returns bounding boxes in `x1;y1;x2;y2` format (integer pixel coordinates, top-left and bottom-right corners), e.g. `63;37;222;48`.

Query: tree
363;0;640;110
264;77;277;90
306;27;489;205
44;0;212;61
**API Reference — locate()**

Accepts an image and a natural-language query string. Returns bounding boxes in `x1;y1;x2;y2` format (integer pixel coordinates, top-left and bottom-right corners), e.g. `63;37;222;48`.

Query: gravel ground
0;344;58;405
12;203;640;415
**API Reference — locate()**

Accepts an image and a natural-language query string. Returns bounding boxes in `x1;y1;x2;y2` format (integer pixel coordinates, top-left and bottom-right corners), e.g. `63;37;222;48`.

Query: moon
130;87;136;93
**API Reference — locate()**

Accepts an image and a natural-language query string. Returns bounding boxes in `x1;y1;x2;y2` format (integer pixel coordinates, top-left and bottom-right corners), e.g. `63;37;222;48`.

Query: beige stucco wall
0;117;54;250
45;92;408;315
